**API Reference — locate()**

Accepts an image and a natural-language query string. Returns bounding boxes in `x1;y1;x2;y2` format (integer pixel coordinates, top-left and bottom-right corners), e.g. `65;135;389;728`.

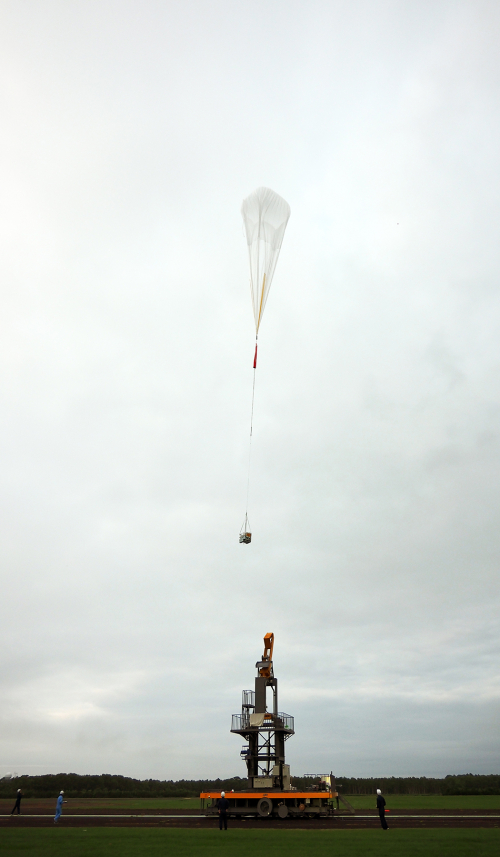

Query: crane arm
262;632;274;663
257;632;274;677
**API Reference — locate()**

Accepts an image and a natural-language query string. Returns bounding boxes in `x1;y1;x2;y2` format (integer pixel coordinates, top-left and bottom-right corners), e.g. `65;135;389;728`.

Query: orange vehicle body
200;790;336;801
200;788;338;818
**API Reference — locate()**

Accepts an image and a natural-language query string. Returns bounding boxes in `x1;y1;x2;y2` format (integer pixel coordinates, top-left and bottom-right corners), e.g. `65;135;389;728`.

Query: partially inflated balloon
241;187;291;333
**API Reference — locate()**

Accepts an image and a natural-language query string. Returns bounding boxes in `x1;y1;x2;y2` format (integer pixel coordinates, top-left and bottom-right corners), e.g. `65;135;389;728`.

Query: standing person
54;790;65;823
376;788;388;829
10;789;22;815
217;791;230;830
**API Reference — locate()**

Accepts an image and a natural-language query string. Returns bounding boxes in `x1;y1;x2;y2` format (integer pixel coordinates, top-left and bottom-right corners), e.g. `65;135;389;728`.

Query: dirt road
2;802;499;829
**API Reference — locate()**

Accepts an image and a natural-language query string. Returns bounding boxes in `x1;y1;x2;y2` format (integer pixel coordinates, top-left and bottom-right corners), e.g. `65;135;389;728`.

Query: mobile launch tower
201;633;339;819
231;632;294;790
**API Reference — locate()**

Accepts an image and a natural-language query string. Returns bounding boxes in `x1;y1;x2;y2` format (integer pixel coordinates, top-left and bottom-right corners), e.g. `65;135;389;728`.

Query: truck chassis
201;789;336;819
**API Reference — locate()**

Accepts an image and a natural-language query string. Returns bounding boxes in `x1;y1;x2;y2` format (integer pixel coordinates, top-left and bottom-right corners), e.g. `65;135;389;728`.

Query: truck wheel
257;798;272;818
277;804;289;819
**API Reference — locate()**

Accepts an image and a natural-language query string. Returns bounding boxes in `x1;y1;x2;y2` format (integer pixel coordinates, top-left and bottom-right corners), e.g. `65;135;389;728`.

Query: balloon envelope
241;187;291;333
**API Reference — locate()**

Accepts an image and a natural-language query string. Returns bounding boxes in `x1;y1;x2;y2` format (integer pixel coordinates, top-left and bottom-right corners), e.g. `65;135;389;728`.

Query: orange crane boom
258;632;274;678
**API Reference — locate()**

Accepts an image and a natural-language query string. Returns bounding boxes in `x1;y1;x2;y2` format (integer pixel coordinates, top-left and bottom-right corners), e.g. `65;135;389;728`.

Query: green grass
74;797;200;810
1;829;499;857
0;797;201;810
86;794;500;812
343;794;500;810
2;794;500;811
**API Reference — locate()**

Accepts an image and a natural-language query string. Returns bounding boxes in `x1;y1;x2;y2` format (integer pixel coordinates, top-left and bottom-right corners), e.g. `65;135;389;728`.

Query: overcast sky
1;0;499;782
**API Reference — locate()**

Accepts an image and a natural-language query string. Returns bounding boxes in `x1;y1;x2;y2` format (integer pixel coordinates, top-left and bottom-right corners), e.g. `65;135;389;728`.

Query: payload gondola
239;514;251;544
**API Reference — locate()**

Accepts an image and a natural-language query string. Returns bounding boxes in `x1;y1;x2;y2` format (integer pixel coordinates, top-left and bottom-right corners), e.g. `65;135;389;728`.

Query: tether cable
243;336;258;532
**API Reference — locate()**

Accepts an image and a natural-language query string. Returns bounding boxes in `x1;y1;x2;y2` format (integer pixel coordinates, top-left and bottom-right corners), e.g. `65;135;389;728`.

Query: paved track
3;810;500;829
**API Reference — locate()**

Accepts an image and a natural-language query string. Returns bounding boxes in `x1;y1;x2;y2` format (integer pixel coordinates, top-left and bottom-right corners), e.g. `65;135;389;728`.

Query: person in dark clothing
217;791;230;830
376;789;388;829
10;789;22;815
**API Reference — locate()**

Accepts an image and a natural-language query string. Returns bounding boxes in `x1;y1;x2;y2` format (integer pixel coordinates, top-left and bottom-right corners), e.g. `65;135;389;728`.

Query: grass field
0;797;200;811
344;794;500;810
1;829;499;857
2;794;499;811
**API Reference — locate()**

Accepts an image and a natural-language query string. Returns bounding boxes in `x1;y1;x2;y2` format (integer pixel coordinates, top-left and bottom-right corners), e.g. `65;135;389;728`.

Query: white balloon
241;187;291;333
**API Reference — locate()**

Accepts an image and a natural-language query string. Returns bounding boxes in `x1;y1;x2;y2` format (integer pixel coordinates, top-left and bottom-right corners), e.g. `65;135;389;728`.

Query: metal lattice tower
230;634;294;789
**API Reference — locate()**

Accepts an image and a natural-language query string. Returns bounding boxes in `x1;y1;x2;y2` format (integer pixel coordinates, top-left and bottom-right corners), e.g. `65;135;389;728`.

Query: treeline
1;772;499;798
327;774;500;795
0;773;246;799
